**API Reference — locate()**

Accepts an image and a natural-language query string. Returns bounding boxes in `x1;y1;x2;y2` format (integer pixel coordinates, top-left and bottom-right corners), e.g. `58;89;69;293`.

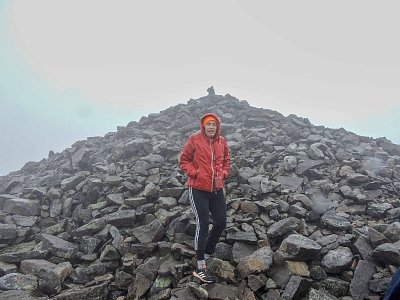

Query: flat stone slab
2;198;40;216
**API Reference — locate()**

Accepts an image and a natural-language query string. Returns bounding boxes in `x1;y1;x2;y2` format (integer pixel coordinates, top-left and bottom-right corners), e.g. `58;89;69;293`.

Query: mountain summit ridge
0;90;399;299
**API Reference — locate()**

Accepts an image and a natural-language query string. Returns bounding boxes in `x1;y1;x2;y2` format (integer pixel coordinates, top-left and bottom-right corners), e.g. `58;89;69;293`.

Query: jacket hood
200;113;221;138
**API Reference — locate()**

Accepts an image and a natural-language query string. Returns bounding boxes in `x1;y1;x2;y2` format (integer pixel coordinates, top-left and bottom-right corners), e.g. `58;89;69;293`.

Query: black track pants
189;187;227;260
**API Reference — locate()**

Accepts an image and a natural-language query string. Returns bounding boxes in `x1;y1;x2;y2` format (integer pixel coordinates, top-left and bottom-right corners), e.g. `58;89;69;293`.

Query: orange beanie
202;115;217;127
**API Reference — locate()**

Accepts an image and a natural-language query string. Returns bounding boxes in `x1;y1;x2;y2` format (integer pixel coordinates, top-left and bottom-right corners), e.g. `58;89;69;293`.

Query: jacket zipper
210;139;215;192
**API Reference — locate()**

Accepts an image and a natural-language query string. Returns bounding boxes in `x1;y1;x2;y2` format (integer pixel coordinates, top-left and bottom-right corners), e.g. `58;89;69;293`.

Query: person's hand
223;170;229;179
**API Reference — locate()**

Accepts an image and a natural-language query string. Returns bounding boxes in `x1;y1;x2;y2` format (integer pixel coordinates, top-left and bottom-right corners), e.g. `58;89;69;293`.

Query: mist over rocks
0;90;399;299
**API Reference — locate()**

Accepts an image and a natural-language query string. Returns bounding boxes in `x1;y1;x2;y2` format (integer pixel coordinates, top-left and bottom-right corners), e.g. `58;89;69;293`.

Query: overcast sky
1;1;399;176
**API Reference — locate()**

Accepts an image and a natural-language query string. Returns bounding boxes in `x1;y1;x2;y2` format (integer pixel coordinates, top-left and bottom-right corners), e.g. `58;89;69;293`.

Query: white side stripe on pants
188;187;200;251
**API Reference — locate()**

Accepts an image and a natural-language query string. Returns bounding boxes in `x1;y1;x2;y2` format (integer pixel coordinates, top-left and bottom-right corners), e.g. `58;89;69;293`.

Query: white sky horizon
1;1;399;176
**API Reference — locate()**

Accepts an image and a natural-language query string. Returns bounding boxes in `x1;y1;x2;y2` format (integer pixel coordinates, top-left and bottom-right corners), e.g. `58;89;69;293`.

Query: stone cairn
0;91;400;300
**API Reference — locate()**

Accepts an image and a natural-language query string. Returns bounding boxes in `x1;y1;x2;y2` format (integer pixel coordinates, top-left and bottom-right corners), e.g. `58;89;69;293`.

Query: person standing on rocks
180;112;231;283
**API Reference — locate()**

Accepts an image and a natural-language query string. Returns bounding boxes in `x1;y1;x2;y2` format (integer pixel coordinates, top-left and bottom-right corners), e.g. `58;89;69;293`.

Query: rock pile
0;90;400;299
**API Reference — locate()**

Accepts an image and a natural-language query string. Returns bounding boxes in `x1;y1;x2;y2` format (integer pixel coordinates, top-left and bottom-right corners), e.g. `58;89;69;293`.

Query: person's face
204;120;217;137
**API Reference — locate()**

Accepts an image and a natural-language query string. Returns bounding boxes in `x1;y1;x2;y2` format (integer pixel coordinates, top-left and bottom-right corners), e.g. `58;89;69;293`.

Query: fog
1;1;399;175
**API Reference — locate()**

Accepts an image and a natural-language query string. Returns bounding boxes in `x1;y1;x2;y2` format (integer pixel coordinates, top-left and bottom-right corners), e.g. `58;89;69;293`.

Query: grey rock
237;246;273;278
321;277;349;297
149;275;173;295
186;282;208;299
308;287;338;300
128;272;153;299
141;153;165;165
104;175;124;186
214;242;232;261
71;147;93;170
4;179;25;194
270;261;310;288
124;197;147;207
238;167;258;183
248;175;266;192
171;242;195;257
0;290;48;300
261;289;281;300
0;241;47;263
354;235;373;261
115;270;134;290
267;217;300;240
296;159;325;175
372;243;400;265
40;233;77;259
99;245;120;261
143;182;160;199
130;243;157;256
321;212;352;232
79;237;101;254
71;218;106;237
0;194;14;210
2;198;40;216
335;149;352;162
368;226;390;247
52;282;108;300
240;200;259;214
350;260;375;300
0;261;17;276
125;138;150;156
310;265;327;280
49;198;62;217
248;274;267;292
291;193;313;210
283;156;297;172
367;202;392;218
280;234;322;261
347;173;370;185
383;222;400;242
208;258;236;283
60;174;85;190
289;204;308;218
208;283;238;299
106;193;124;205
19;259;57;275
369;277;391;293
276;175;303;191
103;209;136;227
133;219;165;243
157;197;177;209
0;273;38;291
155;208;180;226
0;224;17;241
308;144;325;160
72;261;107;284
321;247;353;274
281;275;312;300
387;207;400;219
12;215;38;227
20;259;73;295
158;187;184;198
226;229;258;243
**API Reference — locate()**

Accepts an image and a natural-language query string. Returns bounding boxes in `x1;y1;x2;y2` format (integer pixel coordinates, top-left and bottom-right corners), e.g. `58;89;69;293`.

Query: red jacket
180;113;231;192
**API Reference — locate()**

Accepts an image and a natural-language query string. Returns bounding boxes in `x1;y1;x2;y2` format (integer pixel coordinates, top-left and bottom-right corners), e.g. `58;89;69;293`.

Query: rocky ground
0;89;399;299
